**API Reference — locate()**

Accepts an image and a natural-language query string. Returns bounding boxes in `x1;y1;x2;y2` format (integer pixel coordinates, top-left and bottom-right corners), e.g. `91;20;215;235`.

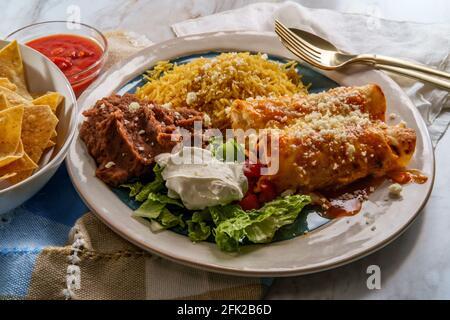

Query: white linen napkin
172;1;450;145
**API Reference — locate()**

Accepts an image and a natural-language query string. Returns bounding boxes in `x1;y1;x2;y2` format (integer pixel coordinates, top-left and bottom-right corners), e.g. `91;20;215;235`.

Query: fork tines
274;19;321;65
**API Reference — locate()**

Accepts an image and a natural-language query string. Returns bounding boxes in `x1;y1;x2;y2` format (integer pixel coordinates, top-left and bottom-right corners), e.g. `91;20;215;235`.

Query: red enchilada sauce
316;176;384;219
27;34;104;96
241;161;428;218
318;170;427;219
387;169;428;185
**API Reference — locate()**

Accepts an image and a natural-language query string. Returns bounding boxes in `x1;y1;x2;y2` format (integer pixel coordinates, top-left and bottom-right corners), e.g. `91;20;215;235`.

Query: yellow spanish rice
135;52;307;128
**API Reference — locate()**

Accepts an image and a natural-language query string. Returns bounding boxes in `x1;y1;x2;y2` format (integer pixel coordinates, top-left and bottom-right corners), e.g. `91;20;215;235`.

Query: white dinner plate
66;31;434;277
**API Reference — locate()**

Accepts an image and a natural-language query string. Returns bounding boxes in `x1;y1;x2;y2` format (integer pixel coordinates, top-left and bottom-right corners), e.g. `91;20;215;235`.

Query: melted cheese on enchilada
229;84;416;193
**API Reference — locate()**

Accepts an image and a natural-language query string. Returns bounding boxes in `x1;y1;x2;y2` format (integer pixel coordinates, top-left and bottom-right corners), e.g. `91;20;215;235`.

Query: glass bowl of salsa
6;21;108;97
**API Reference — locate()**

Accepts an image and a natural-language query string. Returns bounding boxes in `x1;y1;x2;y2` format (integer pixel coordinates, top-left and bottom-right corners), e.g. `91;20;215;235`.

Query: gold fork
274;19;450;90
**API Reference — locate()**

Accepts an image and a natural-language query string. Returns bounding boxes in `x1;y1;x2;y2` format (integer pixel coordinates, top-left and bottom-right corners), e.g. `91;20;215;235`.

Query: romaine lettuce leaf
213;213;248;251
132;184;185;229
208;204;243;225
187;210;212;242
213;195;311;251
147;192;184;207
159;208;185;229
133;198;165;219
135;164;166;202
121;181;143;197
245;195;311;243
121;165;165;201
133;199;184;229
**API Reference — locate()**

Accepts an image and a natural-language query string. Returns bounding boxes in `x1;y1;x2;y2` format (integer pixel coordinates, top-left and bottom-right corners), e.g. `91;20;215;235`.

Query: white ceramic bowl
0;40;77;214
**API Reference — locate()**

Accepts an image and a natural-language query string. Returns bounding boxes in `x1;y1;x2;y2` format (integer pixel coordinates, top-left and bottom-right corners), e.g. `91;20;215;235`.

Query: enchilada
230;84;386;130
230;84;416;193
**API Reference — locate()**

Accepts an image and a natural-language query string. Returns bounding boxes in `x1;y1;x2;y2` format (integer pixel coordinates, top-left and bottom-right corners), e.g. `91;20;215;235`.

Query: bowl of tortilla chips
0;40;77;214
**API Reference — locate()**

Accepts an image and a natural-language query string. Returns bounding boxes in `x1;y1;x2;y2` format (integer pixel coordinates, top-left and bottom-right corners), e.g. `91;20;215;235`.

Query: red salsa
27;34;104;96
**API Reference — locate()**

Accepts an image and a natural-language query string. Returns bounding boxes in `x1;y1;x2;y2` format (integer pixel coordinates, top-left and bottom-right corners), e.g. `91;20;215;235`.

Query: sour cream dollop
155;147;248;210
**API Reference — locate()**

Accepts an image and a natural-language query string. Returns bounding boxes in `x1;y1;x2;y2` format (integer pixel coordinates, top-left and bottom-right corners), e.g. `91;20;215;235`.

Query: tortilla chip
0;41;32;100
0;138;24;168
0;86;29;106
6;171;30;184
0;141;36;186
0;93;10;111
0;77;17;91
5;152;38;184
0;147;37;178
0;172;16;181
46;140;56;148
21;105;58;163
0;105;24;166
32;92;64;113
48;130;58;148
5;169;35;184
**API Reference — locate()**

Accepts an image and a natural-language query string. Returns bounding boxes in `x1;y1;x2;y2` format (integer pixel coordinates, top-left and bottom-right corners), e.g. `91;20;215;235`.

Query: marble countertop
1;0;449;299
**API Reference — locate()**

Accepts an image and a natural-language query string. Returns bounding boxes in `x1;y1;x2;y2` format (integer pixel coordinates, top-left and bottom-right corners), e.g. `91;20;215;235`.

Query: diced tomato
243;161;262;178
258;181;277;203
69;50;78;59
71;50;93;59
51;56;73;70
50;47;64;56
247;177;258;194
242;161;279;207
239;193;260;210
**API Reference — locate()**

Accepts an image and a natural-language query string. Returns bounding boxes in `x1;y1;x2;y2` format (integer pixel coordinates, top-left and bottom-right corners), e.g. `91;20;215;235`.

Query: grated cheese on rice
136;52;307;128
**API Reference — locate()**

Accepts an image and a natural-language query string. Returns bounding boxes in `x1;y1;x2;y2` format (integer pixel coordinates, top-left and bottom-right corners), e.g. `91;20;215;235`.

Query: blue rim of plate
112;51;339;244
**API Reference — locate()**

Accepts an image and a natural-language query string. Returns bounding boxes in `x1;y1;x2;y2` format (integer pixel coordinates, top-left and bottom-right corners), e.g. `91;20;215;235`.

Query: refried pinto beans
80;94;204;186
